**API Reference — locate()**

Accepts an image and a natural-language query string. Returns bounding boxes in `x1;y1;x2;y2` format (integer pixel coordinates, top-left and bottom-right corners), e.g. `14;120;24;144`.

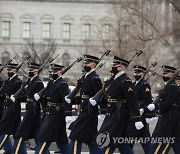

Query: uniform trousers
35;141;68;154
101;144;134;154
0;135;12;152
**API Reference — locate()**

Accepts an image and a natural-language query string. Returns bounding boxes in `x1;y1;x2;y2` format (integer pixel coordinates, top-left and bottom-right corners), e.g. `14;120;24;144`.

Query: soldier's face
29;68;38;74
164;72;174;78
134;71;144;81
53;70;62;76
84;62;95;68
116;64;125;72
28;69;38;77
7;68;16;74
134;71;144;77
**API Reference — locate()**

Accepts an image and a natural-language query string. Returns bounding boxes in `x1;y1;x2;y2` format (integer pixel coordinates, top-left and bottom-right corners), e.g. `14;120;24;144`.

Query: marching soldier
65;55;102;154
0;63;22;153
34;63;69;154
10;62;44;154
146;65;179;154
0;64;10;153
0;64;4;120
132;65;152;153
90;56;144;154
171;75;180;153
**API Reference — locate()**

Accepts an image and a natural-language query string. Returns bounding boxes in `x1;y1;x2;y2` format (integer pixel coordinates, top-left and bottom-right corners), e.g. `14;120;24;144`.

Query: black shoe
2;151;11;154
54;149;61;153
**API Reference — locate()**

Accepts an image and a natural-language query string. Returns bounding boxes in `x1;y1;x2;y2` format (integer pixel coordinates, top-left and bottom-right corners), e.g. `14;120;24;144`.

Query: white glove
146;117;158;124
98;114;105;119
65;96;71;104
65;116;72;123
135;121;144;130
145;118;152;124
34;93;40;101
147;104;155;111
10;95;16;102
89;98;97;106
139;108;144;116
151;117;158;122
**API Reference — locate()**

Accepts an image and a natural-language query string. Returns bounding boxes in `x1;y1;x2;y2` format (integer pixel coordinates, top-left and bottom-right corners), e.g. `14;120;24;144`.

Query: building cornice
0;0;117;4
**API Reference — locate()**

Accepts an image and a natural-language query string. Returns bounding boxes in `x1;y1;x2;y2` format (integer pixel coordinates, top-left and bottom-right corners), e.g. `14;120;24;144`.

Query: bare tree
102;0;180;91
14;38;58;79
109;0;179;63
167;0;180;15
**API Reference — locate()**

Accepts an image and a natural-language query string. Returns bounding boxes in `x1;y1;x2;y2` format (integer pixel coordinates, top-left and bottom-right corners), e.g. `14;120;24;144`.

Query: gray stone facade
0;0;113;81
0;0;179;84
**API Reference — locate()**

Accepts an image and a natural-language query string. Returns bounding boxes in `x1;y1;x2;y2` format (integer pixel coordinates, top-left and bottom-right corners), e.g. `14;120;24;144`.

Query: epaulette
37;80;42;83
171;83;177;86
61;81;67;84
125;79;132;83
142;81;149;85
94;76;101;80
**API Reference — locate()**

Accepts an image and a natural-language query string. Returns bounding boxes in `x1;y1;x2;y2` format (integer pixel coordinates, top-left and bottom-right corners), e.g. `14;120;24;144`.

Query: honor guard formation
0;50;179;154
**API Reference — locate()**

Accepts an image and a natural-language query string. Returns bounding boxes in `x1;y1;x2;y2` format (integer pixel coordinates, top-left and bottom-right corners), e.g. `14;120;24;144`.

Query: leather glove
89;98;97;106
10;95;16;102
34;93;40;101
135;121;144;130
139;108;144;116
65;96;71;104
147;103;155;111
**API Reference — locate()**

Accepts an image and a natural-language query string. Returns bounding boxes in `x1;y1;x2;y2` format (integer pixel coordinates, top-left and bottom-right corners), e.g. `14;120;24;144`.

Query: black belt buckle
81;95;89;99
6;96;10;99
27;98;34;102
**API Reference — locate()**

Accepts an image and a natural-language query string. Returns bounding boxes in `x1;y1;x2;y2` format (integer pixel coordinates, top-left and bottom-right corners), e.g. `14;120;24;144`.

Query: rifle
144;62;158;74
145;71;156;81
153;68;180;105
62;57;83;75
91;48;144;103
0;58;14;73
13;55;60;100
38;54;59;74
16;55;31;72
36;57;83;99
67;49;112;100
0;58;14;96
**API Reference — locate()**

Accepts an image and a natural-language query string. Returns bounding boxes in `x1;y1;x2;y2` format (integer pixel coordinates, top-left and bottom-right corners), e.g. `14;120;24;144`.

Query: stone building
0;0;179;83
0;0;113;81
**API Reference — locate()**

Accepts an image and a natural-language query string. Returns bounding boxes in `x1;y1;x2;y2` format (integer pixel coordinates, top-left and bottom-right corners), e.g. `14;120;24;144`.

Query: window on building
62;52;70;67
43;22;51;39
23;22;31;39
2;21;10;38
63;23;71;40
83;24;91;40
102;24;110;40
2;51;10;64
